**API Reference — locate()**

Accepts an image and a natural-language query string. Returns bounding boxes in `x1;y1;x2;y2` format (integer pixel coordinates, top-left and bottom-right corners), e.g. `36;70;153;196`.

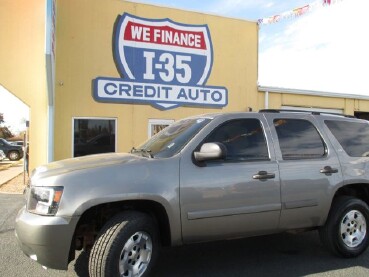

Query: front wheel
89;211;159;277
319;196;369;258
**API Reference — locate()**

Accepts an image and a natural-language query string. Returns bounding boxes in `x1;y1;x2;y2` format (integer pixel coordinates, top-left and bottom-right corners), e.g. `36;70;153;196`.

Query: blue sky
131;0;369;96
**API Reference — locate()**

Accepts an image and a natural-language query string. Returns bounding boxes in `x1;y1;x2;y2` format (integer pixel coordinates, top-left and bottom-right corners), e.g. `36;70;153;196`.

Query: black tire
319;196;369;258
89;211;159;277
8;151;20;161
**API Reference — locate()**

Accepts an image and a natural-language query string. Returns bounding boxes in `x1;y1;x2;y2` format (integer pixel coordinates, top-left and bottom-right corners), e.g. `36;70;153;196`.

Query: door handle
253;171;275;180
320;166;338;174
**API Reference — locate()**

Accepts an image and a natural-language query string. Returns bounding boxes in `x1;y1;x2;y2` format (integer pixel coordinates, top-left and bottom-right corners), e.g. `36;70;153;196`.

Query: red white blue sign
93;13;228;110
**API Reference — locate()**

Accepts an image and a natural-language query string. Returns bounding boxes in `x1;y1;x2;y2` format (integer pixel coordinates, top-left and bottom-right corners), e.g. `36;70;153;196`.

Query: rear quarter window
325;120;369;157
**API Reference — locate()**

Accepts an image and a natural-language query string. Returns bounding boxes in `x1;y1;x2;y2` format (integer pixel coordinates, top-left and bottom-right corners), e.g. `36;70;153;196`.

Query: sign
93;13;228;110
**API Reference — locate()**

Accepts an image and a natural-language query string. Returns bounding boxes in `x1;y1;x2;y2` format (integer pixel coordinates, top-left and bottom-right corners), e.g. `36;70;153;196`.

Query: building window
148;119;174;138
73;118;116;157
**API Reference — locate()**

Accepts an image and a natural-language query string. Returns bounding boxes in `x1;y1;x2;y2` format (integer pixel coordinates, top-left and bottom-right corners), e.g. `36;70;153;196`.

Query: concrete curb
0;161;24;188
0;163;14;171
0;160;21;170
0;173;22;189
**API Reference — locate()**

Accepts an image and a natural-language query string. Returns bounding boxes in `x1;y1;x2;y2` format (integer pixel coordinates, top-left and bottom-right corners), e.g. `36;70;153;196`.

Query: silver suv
15;110;369;276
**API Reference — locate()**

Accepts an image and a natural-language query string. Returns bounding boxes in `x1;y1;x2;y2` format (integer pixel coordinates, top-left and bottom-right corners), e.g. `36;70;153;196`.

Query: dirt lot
0;173;28;194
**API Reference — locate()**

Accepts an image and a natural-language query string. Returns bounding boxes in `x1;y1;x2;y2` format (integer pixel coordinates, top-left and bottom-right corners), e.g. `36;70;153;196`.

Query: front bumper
15;206;80;270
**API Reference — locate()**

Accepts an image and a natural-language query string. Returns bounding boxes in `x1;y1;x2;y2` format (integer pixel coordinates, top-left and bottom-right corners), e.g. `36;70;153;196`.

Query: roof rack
259;109;355;118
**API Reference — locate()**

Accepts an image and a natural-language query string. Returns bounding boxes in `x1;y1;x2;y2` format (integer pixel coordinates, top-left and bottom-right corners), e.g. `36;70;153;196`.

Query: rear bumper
15;206;80;270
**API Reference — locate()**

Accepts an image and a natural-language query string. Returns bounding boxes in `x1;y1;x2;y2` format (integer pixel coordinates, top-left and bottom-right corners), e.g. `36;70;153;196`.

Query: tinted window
204;119;269;161
325;120;369;157
74;119;116;157
274;119;325;160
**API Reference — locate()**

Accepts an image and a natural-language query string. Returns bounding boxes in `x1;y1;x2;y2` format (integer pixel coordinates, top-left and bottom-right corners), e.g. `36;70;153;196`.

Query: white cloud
259;0;369;96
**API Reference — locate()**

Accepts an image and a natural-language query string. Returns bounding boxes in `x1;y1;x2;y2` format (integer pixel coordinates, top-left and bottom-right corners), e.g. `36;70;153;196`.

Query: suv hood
32;153;147;179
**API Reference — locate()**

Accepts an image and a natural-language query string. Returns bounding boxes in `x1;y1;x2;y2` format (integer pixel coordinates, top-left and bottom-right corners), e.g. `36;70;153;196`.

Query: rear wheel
319;196;369;257
89;211;159;277
8;151;20;161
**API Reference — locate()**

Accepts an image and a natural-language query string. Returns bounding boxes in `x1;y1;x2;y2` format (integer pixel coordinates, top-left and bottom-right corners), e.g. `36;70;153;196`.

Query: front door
180;116;281;243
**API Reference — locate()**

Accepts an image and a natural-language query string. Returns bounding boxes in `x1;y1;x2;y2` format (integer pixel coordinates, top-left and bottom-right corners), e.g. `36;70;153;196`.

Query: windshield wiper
130;147;153;158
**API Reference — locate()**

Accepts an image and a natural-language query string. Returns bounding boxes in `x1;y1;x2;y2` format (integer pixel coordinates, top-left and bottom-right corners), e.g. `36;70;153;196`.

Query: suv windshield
133;117;212;158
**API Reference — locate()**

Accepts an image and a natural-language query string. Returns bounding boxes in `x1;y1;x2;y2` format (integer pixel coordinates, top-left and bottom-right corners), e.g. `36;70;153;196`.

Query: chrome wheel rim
9;152;18;160
340;210;367;248
119;231;152;277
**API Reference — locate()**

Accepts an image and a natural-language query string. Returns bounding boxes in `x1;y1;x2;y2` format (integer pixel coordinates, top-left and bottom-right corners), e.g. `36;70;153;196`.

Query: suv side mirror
194;142;226;162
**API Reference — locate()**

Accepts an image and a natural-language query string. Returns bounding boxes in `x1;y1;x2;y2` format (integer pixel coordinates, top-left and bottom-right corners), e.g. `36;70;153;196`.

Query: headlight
27;186;64;215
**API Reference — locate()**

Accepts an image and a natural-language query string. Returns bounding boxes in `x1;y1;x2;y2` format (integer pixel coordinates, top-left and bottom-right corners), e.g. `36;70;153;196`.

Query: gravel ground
0;173;28;194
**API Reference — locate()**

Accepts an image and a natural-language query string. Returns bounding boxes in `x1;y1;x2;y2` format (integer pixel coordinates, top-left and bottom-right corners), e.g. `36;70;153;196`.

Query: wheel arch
333;183;369;206
70;199;172;262
321;183;369;227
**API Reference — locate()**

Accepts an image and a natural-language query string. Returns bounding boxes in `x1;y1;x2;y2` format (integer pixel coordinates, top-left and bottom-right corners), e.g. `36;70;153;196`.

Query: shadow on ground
72;231;369;277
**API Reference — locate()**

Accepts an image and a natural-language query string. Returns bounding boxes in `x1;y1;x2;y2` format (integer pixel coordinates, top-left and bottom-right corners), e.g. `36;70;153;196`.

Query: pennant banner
258;0;343;26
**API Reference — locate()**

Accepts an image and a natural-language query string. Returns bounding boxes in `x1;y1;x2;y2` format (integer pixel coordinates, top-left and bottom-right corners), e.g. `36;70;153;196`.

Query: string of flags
258;0;343;26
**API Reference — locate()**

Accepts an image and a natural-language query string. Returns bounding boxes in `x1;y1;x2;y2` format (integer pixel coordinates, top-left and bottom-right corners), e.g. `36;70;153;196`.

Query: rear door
265;114;343;229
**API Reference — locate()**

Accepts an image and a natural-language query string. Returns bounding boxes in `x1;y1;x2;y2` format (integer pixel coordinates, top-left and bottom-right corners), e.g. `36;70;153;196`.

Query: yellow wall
54;0;259;160
0;0;48;170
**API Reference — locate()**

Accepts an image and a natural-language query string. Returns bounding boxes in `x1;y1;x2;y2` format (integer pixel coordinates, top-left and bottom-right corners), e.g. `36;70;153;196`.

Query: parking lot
0;193;368;277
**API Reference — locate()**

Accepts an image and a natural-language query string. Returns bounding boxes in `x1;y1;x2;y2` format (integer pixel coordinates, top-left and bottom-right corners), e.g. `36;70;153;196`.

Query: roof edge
258;86;369;101
124;0;257;23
